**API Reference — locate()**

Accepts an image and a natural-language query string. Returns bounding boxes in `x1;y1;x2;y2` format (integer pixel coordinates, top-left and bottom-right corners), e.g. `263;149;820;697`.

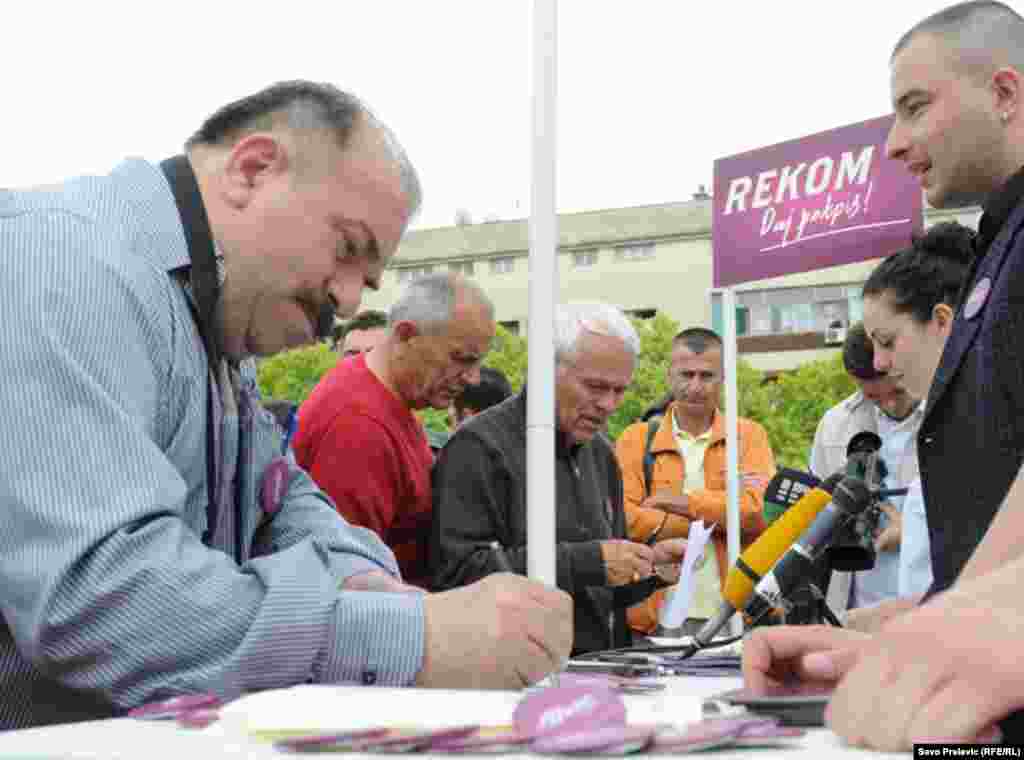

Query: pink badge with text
514;685;627;739
260;456;289;517
531;724;657;755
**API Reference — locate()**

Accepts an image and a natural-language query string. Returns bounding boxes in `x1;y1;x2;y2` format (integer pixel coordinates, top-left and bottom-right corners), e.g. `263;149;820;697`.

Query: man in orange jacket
615;327;775;636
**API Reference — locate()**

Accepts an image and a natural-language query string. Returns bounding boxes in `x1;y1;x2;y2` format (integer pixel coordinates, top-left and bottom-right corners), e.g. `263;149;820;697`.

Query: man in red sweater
295;272;495;587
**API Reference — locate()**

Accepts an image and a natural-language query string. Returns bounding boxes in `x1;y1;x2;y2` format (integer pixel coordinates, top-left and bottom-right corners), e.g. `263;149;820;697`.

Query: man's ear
933;302;955;335
221;134;290;209
392;320;420;343
992;66;1022;124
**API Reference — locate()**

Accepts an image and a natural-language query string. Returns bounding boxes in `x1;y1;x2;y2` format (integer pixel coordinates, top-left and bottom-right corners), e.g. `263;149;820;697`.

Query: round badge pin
513;685;627;738
260;456;289;517
963;277;992;320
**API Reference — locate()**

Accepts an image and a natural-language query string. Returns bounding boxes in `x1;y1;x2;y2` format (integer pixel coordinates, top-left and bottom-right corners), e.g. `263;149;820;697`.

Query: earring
1002;112;1011;123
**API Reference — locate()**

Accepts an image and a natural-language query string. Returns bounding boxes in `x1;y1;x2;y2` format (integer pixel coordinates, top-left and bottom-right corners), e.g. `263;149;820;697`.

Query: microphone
741;476;873;623
762;468;822;525
692;472;844;648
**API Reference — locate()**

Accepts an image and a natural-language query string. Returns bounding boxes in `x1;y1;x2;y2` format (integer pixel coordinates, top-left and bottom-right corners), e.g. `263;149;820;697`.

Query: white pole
526;0;558;586
722;288;743;637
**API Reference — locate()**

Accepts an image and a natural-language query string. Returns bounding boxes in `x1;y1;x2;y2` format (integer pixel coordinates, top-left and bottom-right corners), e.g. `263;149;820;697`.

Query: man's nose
874;350;892;373
595;390;618;414
328;281;360;321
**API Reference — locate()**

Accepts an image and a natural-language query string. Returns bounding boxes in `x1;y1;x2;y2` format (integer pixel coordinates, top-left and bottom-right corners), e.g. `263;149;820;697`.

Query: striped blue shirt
0;159;424;730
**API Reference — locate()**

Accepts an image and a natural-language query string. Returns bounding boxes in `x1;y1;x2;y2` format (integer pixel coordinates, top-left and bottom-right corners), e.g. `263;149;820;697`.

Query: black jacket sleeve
602;443;668;610
430;430;607;594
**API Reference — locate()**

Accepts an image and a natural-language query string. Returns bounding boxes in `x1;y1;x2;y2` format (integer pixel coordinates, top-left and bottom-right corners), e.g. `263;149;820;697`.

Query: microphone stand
749;551;844;629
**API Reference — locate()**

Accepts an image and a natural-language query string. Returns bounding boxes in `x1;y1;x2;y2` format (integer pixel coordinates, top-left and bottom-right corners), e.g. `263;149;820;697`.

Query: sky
3;1;960;230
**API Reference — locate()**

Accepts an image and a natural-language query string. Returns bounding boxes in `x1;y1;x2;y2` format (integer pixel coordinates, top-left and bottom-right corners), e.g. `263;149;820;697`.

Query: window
748;304;773;335
773;303;815;333
713;281;865;337
736;306;750;336
490;257;515;275
572;251;597;268
395;265;434;284
616;243;656;261
710;301;753;336
449;261;475;277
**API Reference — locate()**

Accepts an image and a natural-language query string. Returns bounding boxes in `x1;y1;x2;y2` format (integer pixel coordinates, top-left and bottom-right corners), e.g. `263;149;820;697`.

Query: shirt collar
977;164;1024;255
671;408;713;443
874;400;922;432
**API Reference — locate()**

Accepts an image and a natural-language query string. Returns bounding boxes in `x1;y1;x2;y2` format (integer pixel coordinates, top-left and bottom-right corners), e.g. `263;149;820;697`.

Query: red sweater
294;354;434;586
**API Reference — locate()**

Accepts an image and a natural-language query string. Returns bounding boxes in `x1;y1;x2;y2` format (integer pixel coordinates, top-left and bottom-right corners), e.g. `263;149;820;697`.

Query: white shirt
670;413;721;620
849;406;918;608
898;476;933;597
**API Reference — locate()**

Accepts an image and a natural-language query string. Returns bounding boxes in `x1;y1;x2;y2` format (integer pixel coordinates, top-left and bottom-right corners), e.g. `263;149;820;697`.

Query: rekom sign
708;115;922;636
713;114;923;287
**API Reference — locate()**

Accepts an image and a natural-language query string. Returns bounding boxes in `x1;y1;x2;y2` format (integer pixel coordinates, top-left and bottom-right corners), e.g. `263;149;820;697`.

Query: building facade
360;199;980;372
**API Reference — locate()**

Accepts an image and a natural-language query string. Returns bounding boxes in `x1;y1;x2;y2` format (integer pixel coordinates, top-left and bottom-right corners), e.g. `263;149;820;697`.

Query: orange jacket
614;404;775;633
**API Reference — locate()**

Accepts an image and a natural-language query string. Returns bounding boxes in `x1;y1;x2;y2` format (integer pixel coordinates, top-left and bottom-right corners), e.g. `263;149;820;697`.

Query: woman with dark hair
862;221;976;401
861;221;975;602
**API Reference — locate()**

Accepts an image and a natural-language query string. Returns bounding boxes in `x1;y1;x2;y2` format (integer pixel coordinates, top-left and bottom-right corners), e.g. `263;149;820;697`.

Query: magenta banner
712;115;923;288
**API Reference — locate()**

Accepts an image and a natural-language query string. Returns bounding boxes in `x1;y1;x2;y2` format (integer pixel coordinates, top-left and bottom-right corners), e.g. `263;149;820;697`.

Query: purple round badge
649;719;744;753
530;724;656;755
261;456;289;517
964;277;992;320
351;725;479;751
127;693;221;720
430;726;532;753
514;685;627;738
732;723;806;747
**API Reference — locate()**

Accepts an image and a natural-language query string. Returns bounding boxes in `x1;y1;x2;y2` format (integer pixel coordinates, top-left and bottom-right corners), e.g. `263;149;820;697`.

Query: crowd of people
2;0;1024;752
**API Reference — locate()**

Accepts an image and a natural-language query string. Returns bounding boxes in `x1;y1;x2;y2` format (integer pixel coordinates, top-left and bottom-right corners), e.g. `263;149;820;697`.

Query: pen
489;540;515;573
490;540;569;689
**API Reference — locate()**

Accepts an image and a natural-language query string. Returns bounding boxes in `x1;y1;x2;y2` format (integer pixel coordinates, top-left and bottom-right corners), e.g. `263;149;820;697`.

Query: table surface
0;676;905;759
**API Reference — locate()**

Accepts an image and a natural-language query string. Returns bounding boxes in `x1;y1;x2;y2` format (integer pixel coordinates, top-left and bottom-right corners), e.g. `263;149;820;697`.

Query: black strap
641;416;661;498
159;156;222;368
159;155;222;543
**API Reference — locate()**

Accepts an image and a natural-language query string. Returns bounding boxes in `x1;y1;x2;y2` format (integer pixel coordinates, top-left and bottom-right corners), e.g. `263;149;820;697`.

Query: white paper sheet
659;520;716;629
207;684;701;740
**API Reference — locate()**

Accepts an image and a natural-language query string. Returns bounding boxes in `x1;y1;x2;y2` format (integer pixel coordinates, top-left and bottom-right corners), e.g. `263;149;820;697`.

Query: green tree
253;320;856;471
256;342;338;404
421;323;528;434
484;324;527;392
606;313;677;439
748;354;858;470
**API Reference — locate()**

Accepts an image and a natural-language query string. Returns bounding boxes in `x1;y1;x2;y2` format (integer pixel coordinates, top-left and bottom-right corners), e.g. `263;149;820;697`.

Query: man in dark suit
742;2;1024;749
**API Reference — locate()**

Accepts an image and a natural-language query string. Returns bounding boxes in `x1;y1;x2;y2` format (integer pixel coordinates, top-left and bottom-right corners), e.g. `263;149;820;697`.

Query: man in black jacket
430;303;686;655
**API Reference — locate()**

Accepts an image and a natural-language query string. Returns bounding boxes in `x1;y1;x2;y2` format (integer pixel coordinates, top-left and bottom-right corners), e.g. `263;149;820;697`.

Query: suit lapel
925;203;1024;417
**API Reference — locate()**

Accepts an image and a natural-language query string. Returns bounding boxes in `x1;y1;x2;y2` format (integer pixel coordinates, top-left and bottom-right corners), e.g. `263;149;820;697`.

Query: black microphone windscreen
832;477;873;515
846;431;882;457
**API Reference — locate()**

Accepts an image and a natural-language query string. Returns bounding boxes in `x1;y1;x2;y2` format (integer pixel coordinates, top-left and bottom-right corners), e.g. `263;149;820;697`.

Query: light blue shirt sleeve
0;207;423;720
